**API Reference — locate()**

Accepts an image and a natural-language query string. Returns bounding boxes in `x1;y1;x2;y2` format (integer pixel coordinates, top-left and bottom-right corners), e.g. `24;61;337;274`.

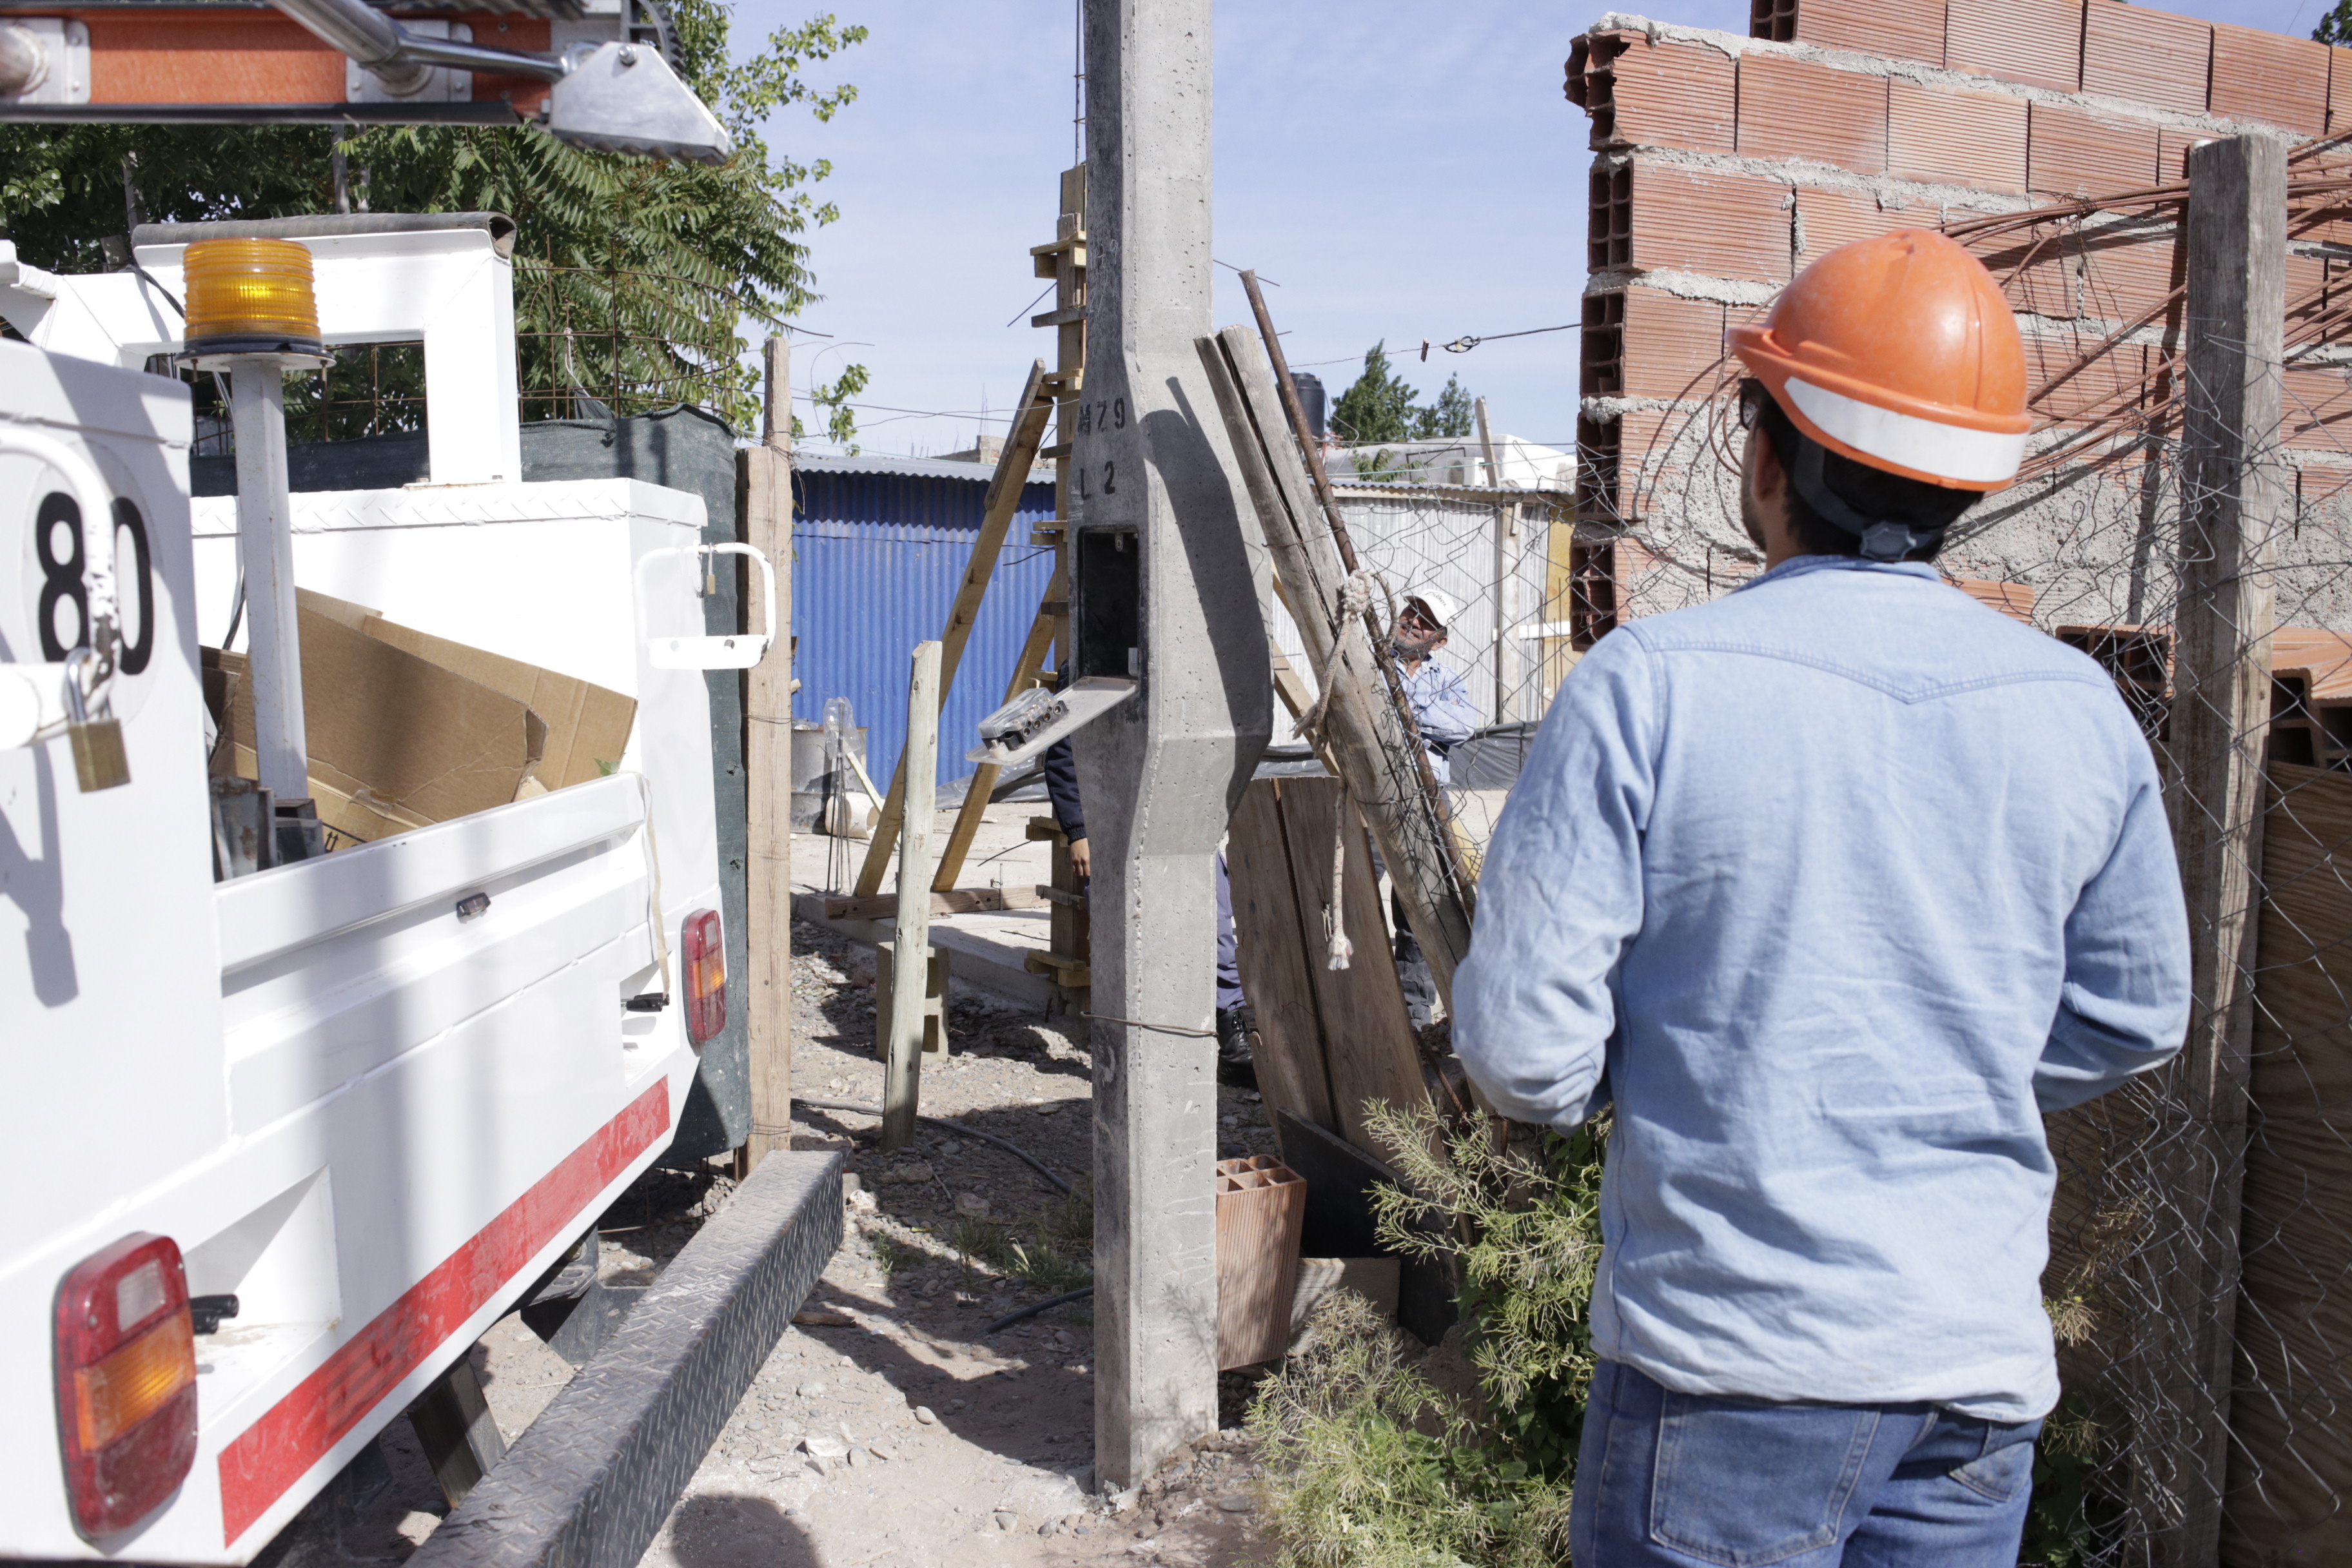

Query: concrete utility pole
741;335;794;1171
1075;0;1272;1486
2161;129;2287;1568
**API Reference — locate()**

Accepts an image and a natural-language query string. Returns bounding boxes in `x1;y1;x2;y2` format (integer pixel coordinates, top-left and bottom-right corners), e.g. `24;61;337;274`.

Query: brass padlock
64;648;130;793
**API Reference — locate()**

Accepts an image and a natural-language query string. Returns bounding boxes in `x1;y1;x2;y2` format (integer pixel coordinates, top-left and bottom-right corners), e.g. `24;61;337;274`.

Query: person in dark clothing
1042;734;1255;1083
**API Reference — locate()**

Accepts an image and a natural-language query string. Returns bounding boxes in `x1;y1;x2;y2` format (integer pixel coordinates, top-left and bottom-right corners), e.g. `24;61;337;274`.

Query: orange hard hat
1729;230;2030;493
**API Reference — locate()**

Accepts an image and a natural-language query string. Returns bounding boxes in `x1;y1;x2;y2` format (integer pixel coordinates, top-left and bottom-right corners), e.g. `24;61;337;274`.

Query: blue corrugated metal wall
792;469;1060;791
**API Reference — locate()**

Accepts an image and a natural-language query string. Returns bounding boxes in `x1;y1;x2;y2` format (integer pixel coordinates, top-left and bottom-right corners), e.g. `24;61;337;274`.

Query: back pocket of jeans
1649;1391;1878;1567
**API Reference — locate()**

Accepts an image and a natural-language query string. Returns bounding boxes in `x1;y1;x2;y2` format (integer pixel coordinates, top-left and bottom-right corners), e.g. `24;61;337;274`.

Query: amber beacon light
180;239;324;358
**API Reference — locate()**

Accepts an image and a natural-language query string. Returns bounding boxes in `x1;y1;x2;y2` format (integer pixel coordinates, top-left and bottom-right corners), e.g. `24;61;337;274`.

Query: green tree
2320;1;2352;44
1419;371;1475;439
0;3;865;436
1331;340;1421;445
1331;342;1476;451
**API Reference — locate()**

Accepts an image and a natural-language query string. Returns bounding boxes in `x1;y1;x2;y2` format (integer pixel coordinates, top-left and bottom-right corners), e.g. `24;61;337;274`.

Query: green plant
2020;1395;2111;1567
950;1217;1014;1276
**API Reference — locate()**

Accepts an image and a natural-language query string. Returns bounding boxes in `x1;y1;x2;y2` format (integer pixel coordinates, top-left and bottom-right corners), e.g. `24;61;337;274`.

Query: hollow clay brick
1952;579;2038;623
1620;288;1732;400
2028;101;2160;199
1738;50;1890;171
2209;23;2328;135
1888;77;2028;192
2284;367;2352;452
2022;334;2148;421
1571;30;1739;153
2080;2;2211;116
1789;0;1946;66
1966;230;2078;320
2333;46;2352;133
1794;186;1940;264
2302;466;2352;518
1627;161;1794;282
1945;0;2082;93
2156;126;2214;183
2074;224;2182;324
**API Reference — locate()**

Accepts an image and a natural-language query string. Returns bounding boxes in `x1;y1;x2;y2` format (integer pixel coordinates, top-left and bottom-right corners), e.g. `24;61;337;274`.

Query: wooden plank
741;342;795;1173
881;642;942;1150
1274;778;1428;1152
823;887;1044;921
2158;133;2288;1568
853;361;1056;897
933;557;1070;891
1225;778;1338;1139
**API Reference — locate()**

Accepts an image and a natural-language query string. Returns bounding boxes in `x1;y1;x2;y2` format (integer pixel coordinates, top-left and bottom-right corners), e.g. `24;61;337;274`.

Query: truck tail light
684;908;726;1044
54;1233;199;1539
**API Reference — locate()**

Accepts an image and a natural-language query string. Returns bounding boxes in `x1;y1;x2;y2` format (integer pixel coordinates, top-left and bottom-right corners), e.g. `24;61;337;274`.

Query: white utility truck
0;213;798;1561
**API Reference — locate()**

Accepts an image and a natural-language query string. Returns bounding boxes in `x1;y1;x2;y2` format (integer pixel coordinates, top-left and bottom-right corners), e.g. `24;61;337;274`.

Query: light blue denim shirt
1452;555;2190;1422
1400;656;1480;783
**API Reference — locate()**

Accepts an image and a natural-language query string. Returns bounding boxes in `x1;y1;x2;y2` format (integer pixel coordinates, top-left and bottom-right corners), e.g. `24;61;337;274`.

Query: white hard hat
1404;589;1458;632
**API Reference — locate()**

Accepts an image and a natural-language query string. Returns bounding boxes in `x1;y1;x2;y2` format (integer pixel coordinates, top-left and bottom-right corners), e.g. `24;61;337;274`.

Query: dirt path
264;919;1282;1568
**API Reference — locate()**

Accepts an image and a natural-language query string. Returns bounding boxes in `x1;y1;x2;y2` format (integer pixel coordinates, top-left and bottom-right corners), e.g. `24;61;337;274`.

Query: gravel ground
258;917;1282;1568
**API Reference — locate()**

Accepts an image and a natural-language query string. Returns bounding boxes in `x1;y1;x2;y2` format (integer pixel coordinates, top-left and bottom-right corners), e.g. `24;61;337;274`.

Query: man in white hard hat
1388;588;1478;1026
1451;231;2189;1563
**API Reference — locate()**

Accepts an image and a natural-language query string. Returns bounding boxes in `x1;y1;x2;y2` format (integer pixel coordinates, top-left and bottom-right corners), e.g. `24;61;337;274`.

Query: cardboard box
205;590;636;848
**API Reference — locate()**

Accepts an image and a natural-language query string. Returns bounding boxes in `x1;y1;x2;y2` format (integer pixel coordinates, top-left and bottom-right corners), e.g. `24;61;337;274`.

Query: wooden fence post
2161;130;2288;1566
742;335;795;1173
881;641;941;1150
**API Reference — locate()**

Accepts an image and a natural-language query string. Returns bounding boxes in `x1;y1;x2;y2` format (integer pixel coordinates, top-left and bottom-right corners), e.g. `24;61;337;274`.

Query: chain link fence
1567;133;2352;1565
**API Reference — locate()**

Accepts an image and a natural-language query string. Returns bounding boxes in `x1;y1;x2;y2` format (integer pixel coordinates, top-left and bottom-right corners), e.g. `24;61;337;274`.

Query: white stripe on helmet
1783;376;2026;485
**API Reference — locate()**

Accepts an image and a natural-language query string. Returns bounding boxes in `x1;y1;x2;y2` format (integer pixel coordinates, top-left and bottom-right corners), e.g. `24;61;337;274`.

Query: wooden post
740;337;796;1174
852;366;1055;897
881;641;941;1150
2159;130;2288;1567
1475;395;1516;723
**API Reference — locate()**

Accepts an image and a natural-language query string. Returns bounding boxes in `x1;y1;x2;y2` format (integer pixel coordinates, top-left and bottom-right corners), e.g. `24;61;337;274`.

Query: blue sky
740;0;2325;460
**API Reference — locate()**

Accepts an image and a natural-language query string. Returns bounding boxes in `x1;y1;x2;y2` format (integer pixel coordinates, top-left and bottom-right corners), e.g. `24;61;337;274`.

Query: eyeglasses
1737;377;1769;432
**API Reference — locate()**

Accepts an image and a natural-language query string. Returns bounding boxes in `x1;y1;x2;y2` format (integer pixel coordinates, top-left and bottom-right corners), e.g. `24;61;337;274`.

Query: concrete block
2080;1;2210;115
2209;23;2328;136
1738;50;1890;172
2028;99;2161;199
1569;30;1737;153
1888;77;2028;193
1622;160;1794;282
1788;0;1946;66
1945;0;2081;93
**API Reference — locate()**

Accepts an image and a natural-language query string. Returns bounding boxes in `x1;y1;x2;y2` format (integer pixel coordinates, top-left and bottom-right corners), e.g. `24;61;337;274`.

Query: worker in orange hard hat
1453;230;2189;1567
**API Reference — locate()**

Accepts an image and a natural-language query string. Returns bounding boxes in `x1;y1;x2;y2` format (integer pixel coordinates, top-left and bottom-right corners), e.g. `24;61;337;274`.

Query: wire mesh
1563;141;2352;1565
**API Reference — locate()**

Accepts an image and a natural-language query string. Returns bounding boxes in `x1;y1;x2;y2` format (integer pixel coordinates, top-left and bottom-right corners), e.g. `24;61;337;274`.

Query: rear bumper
407;1150;843;1568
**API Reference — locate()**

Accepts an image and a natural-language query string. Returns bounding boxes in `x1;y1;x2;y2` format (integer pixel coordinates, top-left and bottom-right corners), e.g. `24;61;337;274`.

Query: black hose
796;1097;1072;1195
985;1286;1094;1335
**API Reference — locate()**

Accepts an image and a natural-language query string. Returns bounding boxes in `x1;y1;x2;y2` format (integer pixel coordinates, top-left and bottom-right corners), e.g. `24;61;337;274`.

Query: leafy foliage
1248;1101;1602;1565
1331;342;1477;446
0;3;865;435
2319;1;2352;44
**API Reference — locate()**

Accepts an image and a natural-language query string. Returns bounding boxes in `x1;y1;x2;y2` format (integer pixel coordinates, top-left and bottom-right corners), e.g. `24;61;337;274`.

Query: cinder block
2028;100;2160;199
2284;366;2352;452
1888;77;2029;192
1738;50;1889;172
1787;0;1946;65
1794;186;1940;264
1568;30;1738;152
2080;2;2211;115
1624;161;1794;282
1620;288;1732;400
1945;0;2081;93
2209;23;2328;135
2331;46;2352;133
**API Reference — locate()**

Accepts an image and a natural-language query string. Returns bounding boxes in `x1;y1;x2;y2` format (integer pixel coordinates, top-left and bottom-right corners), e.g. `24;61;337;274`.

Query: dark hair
1751;393;1977;563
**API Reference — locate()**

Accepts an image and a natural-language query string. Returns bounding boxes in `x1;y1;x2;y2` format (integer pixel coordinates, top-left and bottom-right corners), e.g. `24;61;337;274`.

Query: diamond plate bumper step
407;1151;844;1568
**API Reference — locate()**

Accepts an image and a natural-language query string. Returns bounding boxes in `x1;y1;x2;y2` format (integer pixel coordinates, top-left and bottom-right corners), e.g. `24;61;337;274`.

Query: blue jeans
1572;1360;2041;1567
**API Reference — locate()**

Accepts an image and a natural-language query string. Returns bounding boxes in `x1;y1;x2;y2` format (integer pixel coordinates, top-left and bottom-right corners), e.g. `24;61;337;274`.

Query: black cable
130;261;184;320
1442;322;1576;354
796;1098;1073;1194
985;1286;1093;1335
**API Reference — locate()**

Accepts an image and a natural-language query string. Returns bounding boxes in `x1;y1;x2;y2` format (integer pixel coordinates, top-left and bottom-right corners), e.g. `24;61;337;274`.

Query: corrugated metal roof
792;451;1057;484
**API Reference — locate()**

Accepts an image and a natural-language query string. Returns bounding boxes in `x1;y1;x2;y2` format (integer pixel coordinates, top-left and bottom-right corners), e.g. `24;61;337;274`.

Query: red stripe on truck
215;1081;672;1544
